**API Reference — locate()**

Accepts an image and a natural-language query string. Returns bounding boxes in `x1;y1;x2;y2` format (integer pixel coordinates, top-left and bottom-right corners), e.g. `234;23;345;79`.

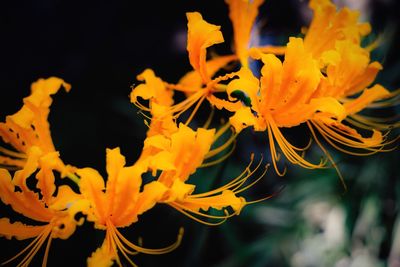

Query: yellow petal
130;69;173;106
273;97;346;127
0;77;69;160
49;185;82;210
116;181;167;226
227;67;260;111
170;123;215;181
181;190;245;213
343;85;391;115
0;218;47;240
109;164;143;227
317;40;375;98
179;54;237;90
164;180;195;202
305;0;370;59
207;94;244;112
78;167;108;225
268;37;320;112
87;240;115;267
229;107;265;132
186;12;224;83
0;168;53;222
225;0;264;66
146;102;178;138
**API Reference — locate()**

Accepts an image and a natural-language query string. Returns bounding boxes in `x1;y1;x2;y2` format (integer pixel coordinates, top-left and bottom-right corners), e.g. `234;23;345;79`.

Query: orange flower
77;147;182;266
0;147;82;267
138;123;264;225
0;77;76;181
303;0;371;62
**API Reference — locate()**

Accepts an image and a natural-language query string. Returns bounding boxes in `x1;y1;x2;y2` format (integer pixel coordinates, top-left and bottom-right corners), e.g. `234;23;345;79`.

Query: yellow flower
307;40;393;156
0;77;76;181
131;0;285;128
138;123;264;225
224;38;334;174
303;0;371;62
212;0;397;178
0;147;82;267
131;12;238;127
77;147;183;267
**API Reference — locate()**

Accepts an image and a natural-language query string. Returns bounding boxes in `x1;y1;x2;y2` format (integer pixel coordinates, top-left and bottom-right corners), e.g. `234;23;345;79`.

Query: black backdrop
0;1;399;266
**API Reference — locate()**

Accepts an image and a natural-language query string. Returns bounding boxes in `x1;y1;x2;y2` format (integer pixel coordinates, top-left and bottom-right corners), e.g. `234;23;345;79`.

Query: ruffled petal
229;107;265;132
0;218;47;240
268;37;321;112
225;0;264;66
186;12;224;83
170;123;215;181
274;97;346;127
115;181;168;227
0;152;54;222
304;0;370;59
130;69;174;107
180;190;245;214
87;240;115;267
77;167;108;226
343;85;390;115
179;55;237;90
226;67;260;112
0;77;70;172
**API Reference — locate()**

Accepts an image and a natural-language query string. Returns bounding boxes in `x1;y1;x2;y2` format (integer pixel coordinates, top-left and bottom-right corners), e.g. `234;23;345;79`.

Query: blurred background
0;0;399;266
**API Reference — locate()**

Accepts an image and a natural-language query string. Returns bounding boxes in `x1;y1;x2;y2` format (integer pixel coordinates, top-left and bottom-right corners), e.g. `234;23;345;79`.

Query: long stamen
41;233;53;267
201;141;236;168
184;95;206;126
16;227;52;267
1;226;50;267
112;224;184;255
172;201;240;220
0;146;27;159
202;106;215;129
169;203;228;226
308;122;347;191
192;155;259;198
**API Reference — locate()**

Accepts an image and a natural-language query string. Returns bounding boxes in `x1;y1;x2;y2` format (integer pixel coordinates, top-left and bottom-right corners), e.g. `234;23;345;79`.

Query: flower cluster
0;0;398;266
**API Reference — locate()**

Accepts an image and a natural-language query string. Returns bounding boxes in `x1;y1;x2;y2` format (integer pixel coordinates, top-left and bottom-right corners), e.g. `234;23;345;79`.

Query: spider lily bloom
0;147;82;267
0;77;77;183
132;12;239;127
76;147;183;267
220;37;339;174
181;0;286;88
303;0;372;63
307;40;395;156
140;123;264;225
301;0;398;155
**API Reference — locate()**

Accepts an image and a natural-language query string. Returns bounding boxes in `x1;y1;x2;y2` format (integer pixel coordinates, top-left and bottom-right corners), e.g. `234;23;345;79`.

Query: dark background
0;1;399;266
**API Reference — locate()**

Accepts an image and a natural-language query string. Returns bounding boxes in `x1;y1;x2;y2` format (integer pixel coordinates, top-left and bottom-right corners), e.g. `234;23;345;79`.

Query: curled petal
78;167;108;225
186;12;224;83
343;85;391;115
87;241;115;267
0;218;47;240
115;181;168;227
273;97;346;127
0;165;53;222
229;107;265;132
131;69;173;107
181;190;245;214
225;0;264;66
